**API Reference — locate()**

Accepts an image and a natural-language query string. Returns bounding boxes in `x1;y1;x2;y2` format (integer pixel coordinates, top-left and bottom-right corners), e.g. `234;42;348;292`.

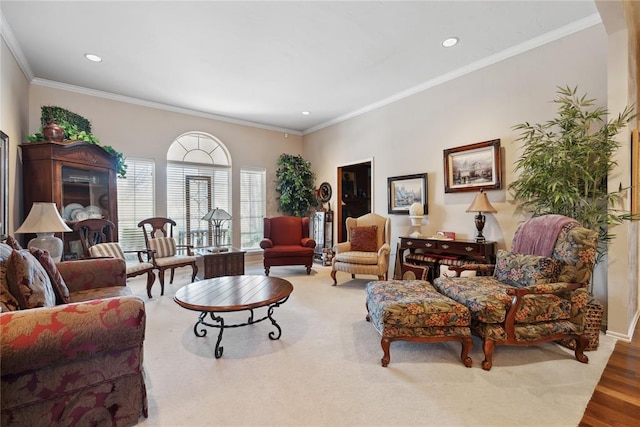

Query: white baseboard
605;309;639;342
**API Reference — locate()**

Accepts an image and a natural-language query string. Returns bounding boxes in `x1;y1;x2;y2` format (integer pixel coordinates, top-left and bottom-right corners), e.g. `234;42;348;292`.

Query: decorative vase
43;120;65;142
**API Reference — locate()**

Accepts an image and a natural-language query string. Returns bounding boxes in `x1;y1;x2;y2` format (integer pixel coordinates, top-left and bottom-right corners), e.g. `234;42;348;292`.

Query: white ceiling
1;1;600;134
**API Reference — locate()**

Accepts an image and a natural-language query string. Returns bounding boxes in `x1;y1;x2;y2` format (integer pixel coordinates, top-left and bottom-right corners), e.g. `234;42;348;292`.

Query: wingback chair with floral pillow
331;213;391;285
433;215;597;370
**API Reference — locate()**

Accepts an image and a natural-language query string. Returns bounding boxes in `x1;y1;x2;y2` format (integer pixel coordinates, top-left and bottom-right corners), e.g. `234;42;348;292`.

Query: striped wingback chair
74;219;157;298
331;213;391;285
137;217;197;295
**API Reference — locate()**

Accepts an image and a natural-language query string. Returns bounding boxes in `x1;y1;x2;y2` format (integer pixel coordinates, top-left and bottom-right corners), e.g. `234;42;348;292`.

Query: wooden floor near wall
579;321;640;426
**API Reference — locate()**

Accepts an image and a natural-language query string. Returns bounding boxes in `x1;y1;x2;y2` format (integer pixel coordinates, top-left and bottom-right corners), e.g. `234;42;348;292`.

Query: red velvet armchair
260;216;316;276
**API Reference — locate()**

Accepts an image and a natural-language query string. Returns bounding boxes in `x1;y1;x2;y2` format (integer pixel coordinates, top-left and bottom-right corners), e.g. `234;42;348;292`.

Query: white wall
26;85;304;251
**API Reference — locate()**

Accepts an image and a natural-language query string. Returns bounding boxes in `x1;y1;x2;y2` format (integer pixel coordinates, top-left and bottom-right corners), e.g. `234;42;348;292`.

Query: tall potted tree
509;86;635;350
275;153;316;217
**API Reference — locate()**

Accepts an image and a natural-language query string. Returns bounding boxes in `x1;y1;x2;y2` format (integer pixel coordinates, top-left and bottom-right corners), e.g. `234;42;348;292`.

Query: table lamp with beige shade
466;190;497;243
15;202;72;262
202;207;232;250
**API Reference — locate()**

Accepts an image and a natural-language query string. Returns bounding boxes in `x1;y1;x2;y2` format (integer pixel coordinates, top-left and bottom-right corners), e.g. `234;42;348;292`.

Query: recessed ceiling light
442;37;459;48
302;111;310;115
84;53;103;62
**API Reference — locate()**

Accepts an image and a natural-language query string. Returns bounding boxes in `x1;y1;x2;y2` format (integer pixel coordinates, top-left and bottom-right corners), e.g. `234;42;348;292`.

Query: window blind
117;157;155;254
240;167;266;250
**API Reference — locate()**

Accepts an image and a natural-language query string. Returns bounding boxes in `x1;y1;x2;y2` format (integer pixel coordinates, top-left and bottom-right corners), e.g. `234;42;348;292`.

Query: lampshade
15;202;71;262
466;190;497;213
202;208;232;223
16;202;72;233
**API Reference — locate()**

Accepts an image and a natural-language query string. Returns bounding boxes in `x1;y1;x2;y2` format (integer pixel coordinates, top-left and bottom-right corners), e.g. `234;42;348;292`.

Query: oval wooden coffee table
174;275;293;358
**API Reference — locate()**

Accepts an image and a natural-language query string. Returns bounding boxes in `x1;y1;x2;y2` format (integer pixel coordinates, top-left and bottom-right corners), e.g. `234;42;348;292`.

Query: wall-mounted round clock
318;182;332;203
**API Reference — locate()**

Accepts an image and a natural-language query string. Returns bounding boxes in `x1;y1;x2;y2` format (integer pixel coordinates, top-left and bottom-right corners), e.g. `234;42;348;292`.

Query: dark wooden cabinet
398;236;496;281
20;141;118;259
195;248;245;280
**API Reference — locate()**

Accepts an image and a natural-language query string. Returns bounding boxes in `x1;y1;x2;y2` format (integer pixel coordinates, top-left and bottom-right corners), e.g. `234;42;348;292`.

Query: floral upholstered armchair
433;215;597;370
1;238;147;426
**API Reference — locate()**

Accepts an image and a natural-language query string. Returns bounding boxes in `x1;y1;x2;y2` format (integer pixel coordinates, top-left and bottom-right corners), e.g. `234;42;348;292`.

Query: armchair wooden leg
482;339;495;371
381;337;392;367
306;265;311;275
169;268;175;284
146;271;156;298
574;333;590;364
378;275;385;281
264;266;270;276
158;270;166;296
331;270;337;285
191;264;198;283
461;337;473;368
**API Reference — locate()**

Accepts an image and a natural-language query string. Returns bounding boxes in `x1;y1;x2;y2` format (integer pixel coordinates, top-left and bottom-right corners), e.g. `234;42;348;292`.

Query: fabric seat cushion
126;261;154;275
334;251;378;265
154;255;196;267
433;276;573;324
69;286;133;303
263;245;314;258
367;280;470;328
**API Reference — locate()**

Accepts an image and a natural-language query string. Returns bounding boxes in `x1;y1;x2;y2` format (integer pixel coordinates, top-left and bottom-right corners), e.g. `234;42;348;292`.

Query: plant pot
43;120;65;142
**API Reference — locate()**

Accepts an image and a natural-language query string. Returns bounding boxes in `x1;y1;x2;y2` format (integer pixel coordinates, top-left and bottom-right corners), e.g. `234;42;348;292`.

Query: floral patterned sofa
432;215;597;371
1;238;147;426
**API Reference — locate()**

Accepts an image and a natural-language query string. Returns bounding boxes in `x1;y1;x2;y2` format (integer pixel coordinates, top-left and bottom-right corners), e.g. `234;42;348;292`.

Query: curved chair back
73;219;117;258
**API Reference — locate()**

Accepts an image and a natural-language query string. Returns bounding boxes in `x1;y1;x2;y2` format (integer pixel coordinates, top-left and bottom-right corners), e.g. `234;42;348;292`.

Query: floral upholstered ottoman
365;279;472;367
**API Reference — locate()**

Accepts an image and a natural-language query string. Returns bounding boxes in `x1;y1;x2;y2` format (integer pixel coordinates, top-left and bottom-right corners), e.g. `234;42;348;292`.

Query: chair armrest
0;296;145;376
377;243;391;257
56;258;127;292
260;238;273;249
334;241;351;254
175;244;194;256
301;237;316;248
124;248;155;263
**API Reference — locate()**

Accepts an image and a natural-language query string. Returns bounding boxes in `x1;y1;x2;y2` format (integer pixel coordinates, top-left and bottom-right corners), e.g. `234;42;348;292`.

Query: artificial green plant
275;153;316;217
509;85;636;262
27;106;127;178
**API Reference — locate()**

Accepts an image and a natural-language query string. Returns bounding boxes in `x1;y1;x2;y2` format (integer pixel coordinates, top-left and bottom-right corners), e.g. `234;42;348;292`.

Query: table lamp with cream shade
466;190;497;243
15;202;72;262
202;207;232;250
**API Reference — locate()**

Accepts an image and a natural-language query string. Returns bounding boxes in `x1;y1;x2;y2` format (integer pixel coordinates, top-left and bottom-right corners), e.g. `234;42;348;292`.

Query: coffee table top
174;275;293;312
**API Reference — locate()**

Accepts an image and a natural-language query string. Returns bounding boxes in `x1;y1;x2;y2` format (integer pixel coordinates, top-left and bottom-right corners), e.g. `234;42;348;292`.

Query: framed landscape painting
443;139;502;193
387;173;428;214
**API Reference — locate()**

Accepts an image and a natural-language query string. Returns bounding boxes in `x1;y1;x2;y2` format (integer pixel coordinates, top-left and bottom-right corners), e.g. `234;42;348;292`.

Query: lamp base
28;233;63;262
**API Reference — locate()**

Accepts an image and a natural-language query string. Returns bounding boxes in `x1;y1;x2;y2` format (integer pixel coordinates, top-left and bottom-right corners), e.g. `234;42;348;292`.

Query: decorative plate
318;182;332;203
64;203;84;220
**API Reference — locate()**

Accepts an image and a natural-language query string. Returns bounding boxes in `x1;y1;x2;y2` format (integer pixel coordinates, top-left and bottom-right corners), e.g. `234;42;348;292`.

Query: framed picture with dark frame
387;173;428;215
443;139;502;193
0;131;8;239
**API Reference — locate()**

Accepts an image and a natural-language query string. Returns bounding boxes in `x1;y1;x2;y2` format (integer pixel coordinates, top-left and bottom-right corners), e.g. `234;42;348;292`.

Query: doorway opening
336;160;373;242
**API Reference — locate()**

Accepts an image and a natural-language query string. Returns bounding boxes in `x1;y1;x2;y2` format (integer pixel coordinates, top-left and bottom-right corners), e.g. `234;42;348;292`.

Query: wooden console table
397;237;496;281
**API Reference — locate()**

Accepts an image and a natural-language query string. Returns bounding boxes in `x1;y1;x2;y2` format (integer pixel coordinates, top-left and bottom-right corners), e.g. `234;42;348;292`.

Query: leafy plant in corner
275;153;316;217
27;106;127;178
509;85;636;263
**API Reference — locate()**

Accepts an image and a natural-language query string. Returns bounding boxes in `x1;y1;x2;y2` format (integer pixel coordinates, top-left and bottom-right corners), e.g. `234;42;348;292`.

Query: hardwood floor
580;321;640;426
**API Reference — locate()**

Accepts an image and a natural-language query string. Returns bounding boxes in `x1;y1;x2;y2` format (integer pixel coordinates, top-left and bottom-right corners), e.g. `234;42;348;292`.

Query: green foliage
275;153;316;217
26;107;127;178
40;105;91;133
509;85;636;261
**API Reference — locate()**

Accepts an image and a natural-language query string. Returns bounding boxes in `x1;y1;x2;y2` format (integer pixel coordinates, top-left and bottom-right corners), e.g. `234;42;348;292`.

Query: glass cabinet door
61;166;110;222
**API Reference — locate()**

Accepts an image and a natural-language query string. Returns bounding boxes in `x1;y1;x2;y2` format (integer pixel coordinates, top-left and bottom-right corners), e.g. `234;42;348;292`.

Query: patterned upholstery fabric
6;249;56;309
28;248;70;304
493;249;562;288
149;237;177;258
401;263;429;280
0;244;19;312
350;226;378;252
0;255;147;425
89;242;126;259
433;218;596;341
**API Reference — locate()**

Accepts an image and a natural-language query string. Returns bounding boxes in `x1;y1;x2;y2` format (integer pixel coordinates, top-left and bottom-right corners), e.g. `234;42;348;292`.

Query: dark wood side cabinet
195;248;246;280
20;141;118;259
398;237;496;280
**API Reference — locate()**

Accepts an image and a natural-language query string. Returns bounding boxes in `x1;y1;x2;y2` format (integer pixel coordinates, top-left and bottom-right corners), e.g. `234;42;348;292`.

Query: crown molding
0;11;34;81
303;13;603;135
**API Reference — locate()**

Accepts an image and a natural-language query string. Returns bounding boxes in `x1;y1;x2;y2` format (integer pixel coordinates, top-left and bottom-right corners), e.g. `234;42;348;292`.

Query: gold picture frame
443;139;502;193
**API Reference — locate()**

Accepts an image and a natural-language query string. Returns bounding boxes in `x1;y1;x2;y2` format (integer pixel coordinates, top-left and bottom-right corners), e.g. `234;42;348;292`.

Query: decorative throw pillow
401;263;429;281
350;226;378;252
149;237;177;258
89;242;126;259
4;235;22;250
29;247;70;304
6;249;57;309
0;243;20;311
494;249;561;288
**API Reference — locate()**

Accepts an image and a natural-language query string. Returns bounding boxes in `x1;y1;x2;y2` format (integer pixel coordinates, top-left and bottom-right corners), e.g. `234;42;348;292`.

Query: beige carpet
128;262;615;427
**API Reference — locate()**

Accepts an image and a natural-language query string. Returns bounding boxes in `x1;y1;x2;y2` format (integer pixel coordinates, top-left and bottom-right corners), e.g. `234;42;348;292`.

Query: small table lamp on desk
466;190;497;243
15;202;72;262
202;207;232;249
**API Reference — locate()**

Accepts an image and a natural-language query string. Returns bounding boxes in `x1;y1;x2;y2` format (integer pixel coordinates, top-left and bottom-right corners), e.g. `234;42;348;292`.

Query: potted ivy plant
27;106;127;178
275;153;316;217
509;85;635;262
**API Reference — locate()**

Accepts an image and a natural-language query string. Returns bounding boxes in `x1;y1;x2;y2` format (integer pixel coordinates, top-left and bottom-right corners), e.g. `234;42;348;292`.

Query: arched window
167;132;231;247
